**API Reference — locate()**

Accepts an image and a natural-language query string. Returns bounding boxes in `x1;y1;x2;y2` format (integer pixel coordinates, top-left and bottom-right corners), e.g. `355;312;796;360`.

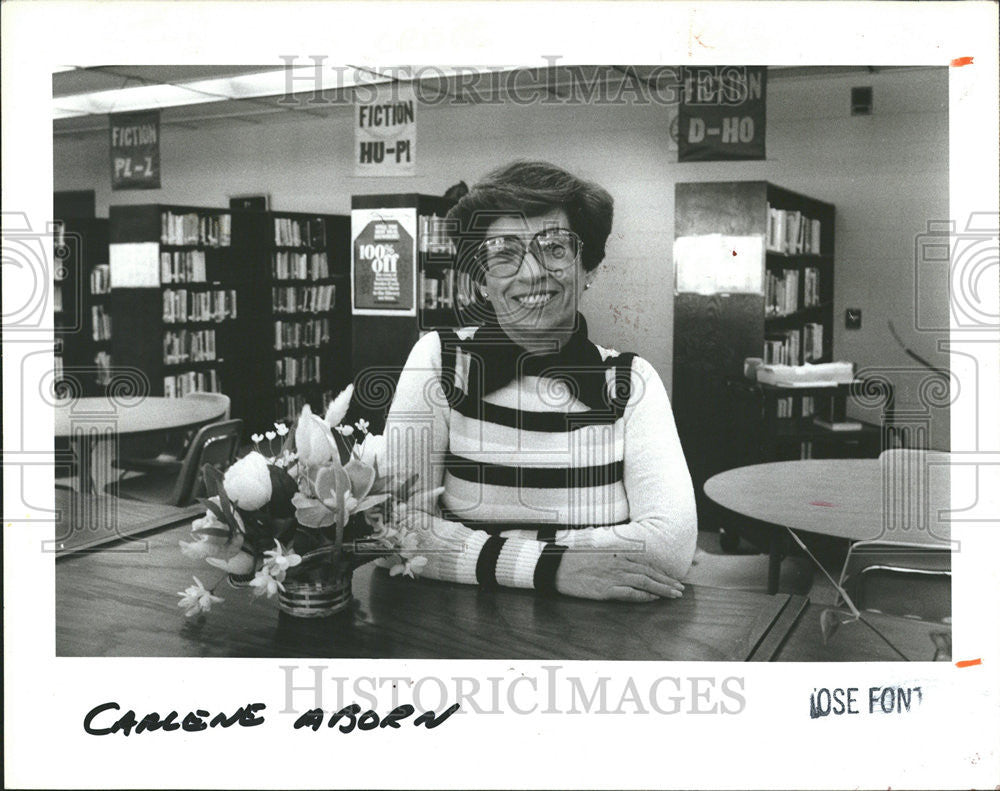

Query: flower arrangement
177;385;429;619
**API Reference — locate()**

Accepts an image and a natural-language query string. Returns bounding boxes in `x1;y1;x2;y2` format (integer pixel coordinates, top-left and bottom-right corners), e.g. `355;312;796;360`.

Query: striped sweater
384;325;697;592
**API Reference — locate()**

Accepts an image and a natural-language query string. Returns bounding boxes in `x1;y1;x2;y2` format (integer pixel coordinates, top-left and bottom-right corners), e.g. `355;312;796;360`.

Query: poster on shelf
351;207;417;316
678;66;766;161
354;84;416;177
674;234;765;294
109;110;161;189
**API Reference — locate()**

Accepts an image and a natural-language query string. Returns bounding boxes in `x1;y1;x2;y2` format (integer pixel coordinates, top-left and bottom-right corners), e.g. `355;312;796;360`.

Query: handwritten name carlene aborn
83;701;460;736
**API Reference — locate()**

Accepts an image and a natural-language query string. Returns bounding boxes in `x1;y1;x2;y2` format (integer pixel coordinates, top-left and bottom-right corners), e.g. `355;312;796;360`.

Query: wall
55;66;950;446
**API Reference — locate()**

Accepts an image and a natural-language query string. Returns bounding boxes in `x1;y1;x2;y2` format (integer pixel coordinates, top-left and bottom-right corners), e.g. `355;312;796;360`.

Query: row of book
162;288;238;323
765;267;821;316
276;391;334;424
160;250;207;284
53;285;63;312
94;351;112;385
766;205;822;256
163;369;221;397
163;329;217;364
160;211;231;247
272;284;336;314
419;214;457;255
274;216;326;248
92;305;111;341
764;323;824;366
272;251;330;281
90;264;111;294
419;269;475;310
774;395;816;419
274;318;331;350
275;355;322;387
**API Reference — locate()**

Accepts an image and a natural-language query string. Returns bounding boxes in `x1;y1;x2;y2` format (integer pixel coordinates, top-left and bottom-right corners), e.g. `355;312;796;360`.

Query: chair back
169;419;243;506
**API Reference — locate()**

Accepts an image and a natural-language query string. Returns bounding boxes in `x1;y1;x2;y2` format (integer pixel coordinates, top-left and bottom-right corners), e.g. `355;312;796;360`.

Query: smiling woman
383;161;697;602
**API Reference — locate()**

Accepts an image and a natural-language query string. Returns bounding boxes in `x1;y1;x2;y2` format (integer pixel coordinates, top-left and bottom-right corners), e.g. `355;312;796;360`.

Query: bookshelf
53;216;111;396
672;181;892;529
349;193;460;432
231;210;352;427
108;204;242;408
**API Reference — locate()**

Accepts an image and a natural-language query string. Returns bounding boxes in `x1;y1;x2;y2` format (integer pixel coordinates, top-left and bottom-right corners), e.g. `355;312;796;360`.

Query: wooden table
55;396;227;492
56;521;807;659
704;459;951;593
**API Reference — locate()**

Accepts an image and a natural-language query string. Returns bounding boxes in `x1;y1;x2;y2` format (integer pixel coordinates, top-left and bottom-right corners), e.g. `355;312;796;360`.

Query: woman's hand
555;549;685;602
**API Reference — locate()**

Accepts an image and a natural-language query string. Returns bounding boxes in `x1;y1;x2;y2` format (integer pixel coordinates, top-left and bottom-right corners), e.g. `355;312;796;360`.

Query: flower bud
222;451;273;511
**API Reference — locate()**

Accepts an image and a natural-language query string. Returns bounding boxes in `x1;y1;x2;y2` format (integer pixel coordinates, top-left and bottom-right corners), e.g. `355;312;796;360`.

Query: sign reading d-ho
678;66;767;162
110;110;161;190
354;84;416;177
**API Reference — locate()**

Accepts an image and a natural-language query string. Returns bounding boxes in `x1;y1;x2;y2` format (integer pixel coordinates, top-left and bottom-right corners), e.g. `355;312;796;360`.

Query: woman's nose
517;249;545;281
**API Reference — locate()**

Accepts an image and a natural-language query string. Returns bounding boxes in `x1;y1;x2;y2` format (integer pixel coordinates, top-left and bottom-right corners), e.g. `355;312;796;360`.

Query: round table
704;459;950;593
55;396;228;492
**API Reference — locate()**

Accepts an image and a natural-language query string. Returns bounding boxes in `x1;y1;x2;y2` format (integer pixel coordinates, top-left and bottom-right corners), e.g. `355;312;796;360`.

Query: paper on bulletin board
673;233;764;294
351;207;418;316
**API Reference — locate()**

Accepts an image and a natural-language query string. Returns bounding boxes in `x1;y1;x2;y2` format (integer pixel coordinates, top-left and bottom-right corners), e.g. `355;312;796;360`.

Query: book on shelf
764;329;801;365
765;269;799;316
766;204;822;255
419;269;474;311
94;351;112;385
272;284;335;314
272;251;329;280
803;267;820;306
54;354;64;381
163;369;220;398
813;417;863;432
276;390;334;423
163;329;217;364
160;211;231;247
90;264;111;294
775;396;794;418
275;354;322;387
53;286;64;312
802;322;824;362
273;318;331;350
274;217;326;248
419;214;457;256
160;250;207;283
91;305;112;341
162;288;238;323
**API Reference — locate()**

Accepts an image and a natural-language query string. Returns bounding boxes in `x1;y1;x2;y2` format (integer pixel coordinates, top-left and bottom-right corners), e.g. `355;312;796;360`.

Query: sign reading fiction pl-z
351;207;417;316
678;67;767;162
109;110;161;190
354;85;416;177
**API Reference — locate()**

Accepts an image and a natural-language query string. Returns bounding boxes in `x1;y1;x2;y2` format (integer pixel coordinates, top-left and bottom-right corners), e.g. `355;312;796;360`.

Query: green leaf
267;465;298;518
191;526;231;539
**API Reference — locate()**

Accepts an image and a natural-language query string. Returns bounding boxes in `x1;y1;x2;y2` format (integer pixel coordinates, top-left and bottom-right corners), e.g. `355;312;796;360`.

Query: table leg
768;528;783;594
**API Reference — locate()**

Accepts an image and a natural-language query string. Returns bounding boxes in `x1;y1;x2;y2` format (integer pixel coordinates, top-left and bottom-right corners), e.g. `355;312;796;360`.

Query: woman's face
481;208;587;344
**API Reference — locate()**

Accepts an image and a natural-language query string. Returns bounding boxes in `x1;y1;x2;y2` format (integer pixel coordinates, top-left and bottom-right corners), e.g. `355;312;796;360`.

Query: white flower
251;433;264;443
177;576;224;617
265;430;276;441
249;569;285;598
390;556;428;578
334;425;354;437
262;539;302;575
274;422;289;437
324;384;354;429
295;404;337;467
353;432;385;470
222;451;273;511
355;418;370;435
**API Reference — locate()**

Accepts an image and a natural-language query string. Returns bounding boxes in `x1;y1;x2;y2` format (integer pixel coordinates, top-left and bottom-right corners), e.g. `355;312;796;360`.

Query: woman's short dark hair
446;160;614;273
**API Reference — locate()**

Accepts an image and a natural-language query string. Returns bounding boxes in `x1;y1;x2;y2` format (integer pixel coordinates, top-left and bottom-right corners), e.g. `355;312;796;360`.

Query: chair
837;448;952;619
107;419;243;507
113;393;232;476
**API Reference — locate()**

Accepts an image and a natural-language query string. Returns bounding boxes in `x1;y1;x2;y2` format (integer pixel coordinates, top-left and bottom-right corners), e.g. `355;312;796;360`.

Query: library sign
354;85;417;177
351;207;417;316
678;67;766;162
109;111;161;190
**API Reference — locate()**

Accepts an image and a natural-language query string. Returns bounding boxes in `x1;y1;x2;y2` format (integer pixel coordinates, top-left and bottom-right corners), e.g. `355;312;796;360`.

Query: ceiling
52;64;920;137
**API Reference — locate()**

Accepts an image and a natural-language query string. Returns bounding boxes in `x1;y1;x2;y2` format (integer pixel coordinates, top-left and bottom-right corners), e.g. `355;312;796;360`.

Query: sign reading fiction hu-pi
351;207;417;316
678;67;766;162
109;110;161;190
354;85;416;177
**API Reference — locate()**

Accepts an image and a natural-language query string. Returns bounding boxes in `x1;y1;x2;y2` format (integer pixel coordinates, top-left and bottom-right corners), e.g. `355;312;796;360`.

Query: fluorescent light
52;65;523;119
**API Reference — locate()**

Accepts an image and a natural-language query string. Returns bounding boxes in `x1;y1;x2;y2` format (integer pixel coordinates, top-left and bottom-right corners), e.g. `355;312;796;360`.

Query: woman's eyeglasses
474;228;583;278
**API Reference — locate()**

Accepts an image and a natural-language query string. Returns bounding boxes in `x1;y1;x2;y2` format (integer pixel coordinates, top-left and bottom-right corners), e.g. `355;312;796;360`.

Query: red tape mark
951;57;974;67
956;658;982;668
810;501;836;507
